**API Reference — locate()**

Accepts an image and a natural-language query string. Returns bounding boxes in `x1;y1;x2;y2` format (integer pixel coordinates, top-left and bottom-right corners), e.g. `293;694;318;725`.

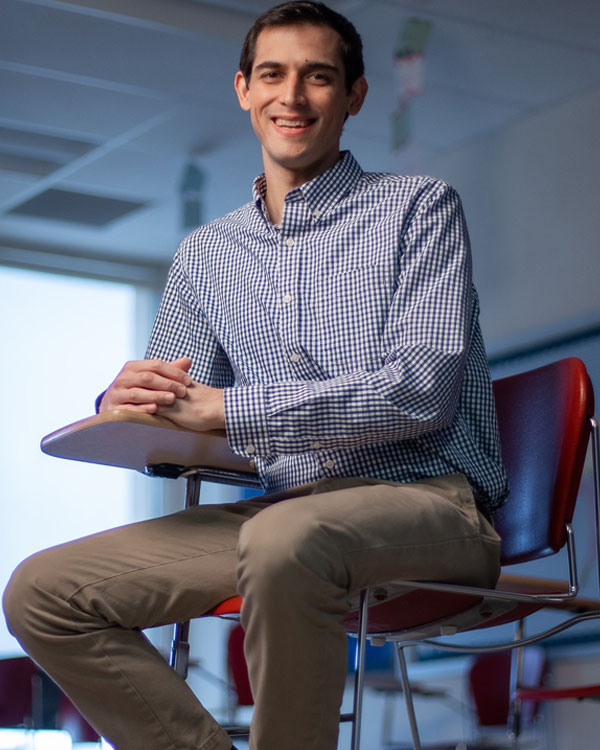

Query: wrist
210;389;226;430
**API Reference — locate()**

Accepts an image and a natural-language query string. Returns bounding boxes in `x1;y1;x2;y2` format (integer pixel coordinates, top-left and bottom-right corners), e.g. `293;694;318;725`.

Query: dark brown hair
239;1;364;93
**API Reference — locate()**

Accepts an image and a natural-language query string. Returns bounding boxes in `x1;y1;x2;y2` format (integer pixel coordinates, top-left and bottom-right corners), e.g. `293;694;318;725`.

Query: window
0;266;140;656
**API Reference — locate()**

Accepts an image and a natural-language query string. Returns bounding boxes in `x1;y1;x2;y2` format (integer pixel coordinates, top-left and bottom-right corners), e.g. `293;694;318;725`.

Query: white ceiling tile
0;68;171;139
61;147;185;198
424;21;600;106
2;0;241;96
128;101;248;156
0;172;37;203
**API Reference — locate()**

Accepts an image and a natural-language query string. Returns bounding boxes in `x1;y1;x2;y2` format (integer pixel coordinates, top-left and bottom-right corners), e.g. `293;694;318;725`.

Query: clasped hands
99;357;225;432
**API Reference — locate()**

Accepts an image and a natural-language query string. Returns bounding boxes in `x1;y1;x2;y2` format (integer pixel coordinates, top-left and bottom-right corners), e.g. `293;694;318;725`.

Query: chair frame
347;374;600;749
153;358;600;750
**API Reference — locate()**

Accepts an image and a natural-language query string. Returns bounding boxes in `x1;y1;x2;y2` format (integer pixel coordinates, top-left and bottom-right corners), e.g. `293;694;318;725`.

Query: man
3;3;507;750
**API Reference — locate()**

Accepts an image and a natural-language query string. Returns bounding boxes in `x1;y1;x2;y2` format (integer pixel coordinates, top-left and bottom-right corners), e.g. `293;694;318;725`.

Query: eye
308;72;331;84
260;71;281;80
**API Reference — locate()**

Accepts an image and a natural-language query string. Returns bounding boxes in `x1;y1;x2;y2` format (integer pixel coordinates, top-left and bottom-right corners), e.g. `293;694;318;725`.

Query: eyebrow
253;60;341;74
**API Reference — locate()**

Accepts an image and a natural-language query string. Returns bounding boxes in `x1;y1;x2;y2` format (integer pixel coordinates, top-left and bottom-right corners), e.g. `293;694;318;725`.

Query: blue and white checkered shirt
147;152;508;514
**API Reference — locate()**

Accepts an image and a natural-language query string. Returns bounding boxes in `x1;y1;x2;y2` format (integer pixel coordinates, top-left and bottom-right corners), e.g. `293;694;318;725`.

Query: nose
280;73;307;107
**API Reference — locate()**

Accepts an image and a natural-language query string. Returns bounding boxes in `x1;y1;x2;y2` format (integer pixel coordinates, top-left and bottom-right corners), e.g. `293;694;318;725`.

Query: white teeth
275;119;309;127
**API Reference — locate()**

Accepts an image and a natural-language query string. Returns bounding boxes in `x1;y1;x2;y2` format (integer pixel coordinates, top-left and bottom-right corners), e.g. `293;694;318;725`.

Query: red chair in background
0;655;98;742
515;674;600;704
225;624;253;728
469;649;546;733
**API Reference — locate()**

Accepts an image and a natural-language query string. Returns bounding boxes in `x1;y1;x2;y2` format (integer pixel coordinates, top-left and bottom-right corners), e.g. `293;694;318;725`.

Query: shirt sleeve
146;241;234;388
225;181;473;457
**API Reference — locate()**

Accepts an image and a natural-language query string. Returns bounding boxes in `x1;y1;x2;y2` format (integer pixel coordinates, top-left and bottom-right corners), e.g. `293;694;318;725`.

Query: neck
261;150;342;226
262;166;305;226
262;177;288;226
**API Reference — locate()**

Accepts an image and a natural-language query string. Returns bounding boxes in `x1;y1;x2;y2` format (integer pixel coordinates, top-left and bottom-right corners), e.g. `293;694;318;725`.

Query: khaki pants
3;474;500;750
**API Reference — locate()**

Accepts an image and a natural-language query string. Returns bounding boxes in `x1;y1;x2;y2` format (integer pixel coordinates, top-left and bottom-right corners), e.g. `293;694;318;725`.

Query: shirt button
311;441;321;450
286;237;296;248
290;353;301;363
246;444;256;455
324;460;335;470
313;209;322;218
283;293;293;304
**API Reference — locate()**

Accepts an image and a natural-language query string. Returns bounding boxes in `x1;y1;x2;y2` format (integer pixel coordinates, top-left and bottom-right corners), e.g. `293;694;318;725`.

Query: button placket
279;226;301;369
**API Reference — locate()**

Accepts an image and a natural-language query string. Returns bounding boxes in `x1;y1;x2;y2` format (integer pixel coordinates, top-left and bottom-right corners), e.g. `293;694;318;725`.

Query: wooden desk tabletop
41;410;257;477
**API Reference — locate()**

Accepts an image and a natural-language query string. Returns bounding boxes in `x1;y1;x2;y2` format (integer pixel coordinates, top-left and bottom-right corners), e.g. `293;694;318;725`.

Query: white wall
421;85;600;351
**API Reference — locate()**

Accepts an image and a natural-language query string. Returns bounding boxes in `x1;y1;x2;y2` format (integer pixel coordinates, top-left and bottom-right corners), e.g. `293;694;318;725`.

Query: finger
121;370;189;396
141;359;193;386
118;387;180;406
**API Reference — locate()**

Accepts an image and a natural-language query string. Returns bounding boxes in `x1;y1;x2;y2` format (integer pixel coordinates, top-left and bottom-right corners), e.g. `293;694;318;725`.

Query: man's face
234;23;367;184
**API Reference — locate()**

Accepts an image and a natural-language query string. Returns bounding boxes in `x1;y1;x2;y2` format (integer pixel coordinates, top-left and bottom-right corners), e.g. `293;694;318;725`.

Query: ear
347;76;368;117
234;71;251;111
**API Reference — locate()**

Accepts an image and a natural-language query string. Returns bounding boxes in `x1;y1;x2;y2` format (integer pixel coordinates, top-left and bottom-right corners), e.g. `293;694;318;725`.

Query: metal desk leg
169;473;203;678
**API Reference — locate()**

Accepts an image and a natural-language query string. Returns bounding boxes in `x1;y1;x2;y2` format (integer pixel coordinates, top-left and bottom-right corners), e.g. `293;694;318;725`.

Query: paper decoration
391;18;432;152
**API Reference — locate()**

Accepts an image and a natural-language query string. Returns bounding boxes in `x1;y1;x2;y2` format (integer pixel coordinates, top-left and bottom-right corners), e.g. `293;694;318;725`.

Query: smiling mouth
273;117;316;129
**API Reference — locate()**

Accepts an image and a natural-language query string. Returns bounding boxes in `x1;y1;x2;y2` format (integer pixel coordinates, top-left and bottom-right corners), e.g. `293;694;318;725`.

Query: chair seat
210;595;243;616
208;591;491;634
207;579;567;638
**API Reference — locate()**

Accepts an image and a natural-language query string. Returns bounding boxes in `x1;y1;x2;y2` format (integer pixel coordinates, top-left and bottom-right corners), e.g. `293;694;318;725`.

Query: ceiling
1;0;599;269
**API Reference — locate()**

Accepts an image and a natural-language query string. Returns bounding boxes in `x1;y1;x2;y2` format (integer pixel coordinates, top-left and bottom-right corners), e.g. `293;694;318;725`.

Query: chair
0;656;98;742
225;624;254;725
469;649;546;732
185;357;600;749
40;357;600;749
515;677;600;704
355;648;547;750
342;357;600;749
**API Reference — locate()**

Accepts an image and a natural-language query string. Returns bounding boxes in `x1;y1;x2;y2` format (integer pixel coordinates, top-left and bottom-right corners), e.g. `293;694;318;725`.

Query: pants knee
3;549;63;643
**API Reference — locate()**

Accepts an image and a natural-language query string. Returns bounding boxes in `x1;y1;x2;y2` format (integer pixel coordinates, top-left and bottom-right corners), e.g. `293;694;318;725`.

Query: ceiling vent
8;188;147;227
0;126;95;177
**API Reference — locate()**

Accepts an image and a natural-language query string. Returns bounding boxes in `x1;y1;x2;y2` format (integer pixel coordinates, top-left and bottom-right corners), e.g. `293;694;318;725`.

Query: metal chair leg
508;619;525;747
350;588;370;750
396;645;422;750
170;620;191;678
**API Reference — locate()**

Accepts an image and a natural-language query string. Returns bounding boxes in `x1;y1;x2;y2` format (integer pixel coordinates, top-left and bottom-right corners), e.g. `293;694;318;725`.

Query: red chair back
493;357;594;565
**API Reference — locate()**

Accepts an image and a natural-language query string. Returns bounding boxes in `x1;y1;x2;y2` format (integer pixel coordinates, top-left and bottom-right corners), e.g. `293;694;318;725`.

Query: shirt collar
252;151;363;224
